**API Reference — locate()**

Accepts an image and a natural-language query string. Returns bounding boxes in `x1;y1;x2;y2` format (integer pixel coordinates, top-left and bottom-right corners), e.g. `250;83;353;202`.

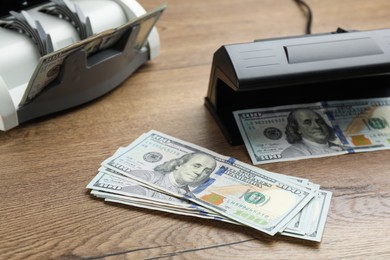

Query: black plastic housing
205;28;390;145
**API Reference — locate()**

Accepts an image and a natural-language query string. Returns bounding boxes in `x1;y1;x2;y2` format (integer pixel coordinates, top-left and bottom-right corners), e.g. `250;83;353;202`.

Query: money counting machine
0;0;164;131
205;28;390;145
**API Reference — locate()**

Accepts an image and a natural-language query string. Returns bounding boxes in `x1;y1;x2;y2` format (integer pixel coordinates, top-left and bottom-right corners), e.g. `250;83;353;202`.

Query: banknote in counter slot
205;28;390;145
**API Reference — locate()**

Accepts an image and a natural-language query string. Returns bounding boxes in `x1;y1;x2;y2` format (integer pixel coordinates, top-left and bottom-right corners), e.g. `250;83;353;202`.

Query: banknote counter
0;0;165;131
205;28;390;145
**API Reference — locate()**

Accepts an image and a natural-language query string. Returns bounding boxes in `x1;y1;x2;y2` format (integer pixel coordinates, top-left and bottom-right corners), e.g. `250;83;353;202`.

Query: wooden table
1;0;390;259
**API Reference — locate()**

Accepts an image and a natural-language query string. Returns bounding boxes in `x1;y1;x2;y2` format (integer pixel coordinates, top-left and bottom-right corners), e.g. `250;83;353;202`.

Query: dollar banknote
90;149;322;231
234;97;390;165
281;190;332;242
89;166;231;219
86;130;333;241
91;189;237;223
98;130;316;236
92;150;322;233
89;175;331;241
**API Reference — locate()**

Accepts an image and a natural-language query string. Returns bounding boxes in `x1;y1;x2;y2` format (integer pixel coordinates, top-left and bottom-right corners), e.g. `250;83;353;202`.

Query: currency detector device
205;28;390;145
0;0;165;131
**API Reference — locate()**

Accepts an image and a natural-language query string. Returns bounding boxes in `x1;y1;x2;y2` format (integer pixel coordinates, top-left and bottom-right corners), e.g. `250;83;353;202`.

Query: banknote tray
205;28;390;145
17;25;147;124
0;0;163;131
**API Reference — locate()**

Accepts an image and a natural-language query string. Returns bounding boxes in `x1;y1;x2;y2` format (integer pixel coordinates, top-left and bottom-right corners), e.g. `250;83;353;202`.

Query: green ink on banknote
365;117;389;129
234;210;268;226
244;191;266;205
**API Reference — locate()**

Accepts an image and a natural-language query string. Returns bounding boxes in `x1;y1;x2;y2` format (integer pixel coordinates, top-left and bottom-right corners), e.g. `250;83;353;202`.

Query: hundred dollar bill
88;149;239;222
88;147;236;220
88;170;199;210
234;97;390;165
326;98;390;151
93;161;324;233
100;130;315;236
91;189;237;223
90;147;321;231
90;171;331;241
89;167;229;219
281;190;332;242
18;4;166;107
89;166;331;240
282;181;320;235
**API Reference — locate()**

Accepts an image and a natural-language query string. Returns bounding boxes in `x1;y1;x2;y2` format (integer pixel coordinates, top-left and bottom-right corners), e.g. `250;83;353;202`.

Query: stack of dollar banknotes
87;130;332;242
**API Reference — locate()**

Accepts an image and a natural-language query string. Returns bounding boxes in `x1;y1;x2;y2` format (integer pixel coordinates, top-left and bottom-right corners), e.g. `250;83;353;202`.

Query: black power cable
293;0;313;34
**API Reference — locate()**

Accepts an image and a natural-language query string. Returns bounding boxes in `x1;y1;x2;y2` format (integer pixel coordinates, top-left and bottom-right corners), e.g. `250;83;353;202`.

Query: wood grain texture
1;0;390;259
